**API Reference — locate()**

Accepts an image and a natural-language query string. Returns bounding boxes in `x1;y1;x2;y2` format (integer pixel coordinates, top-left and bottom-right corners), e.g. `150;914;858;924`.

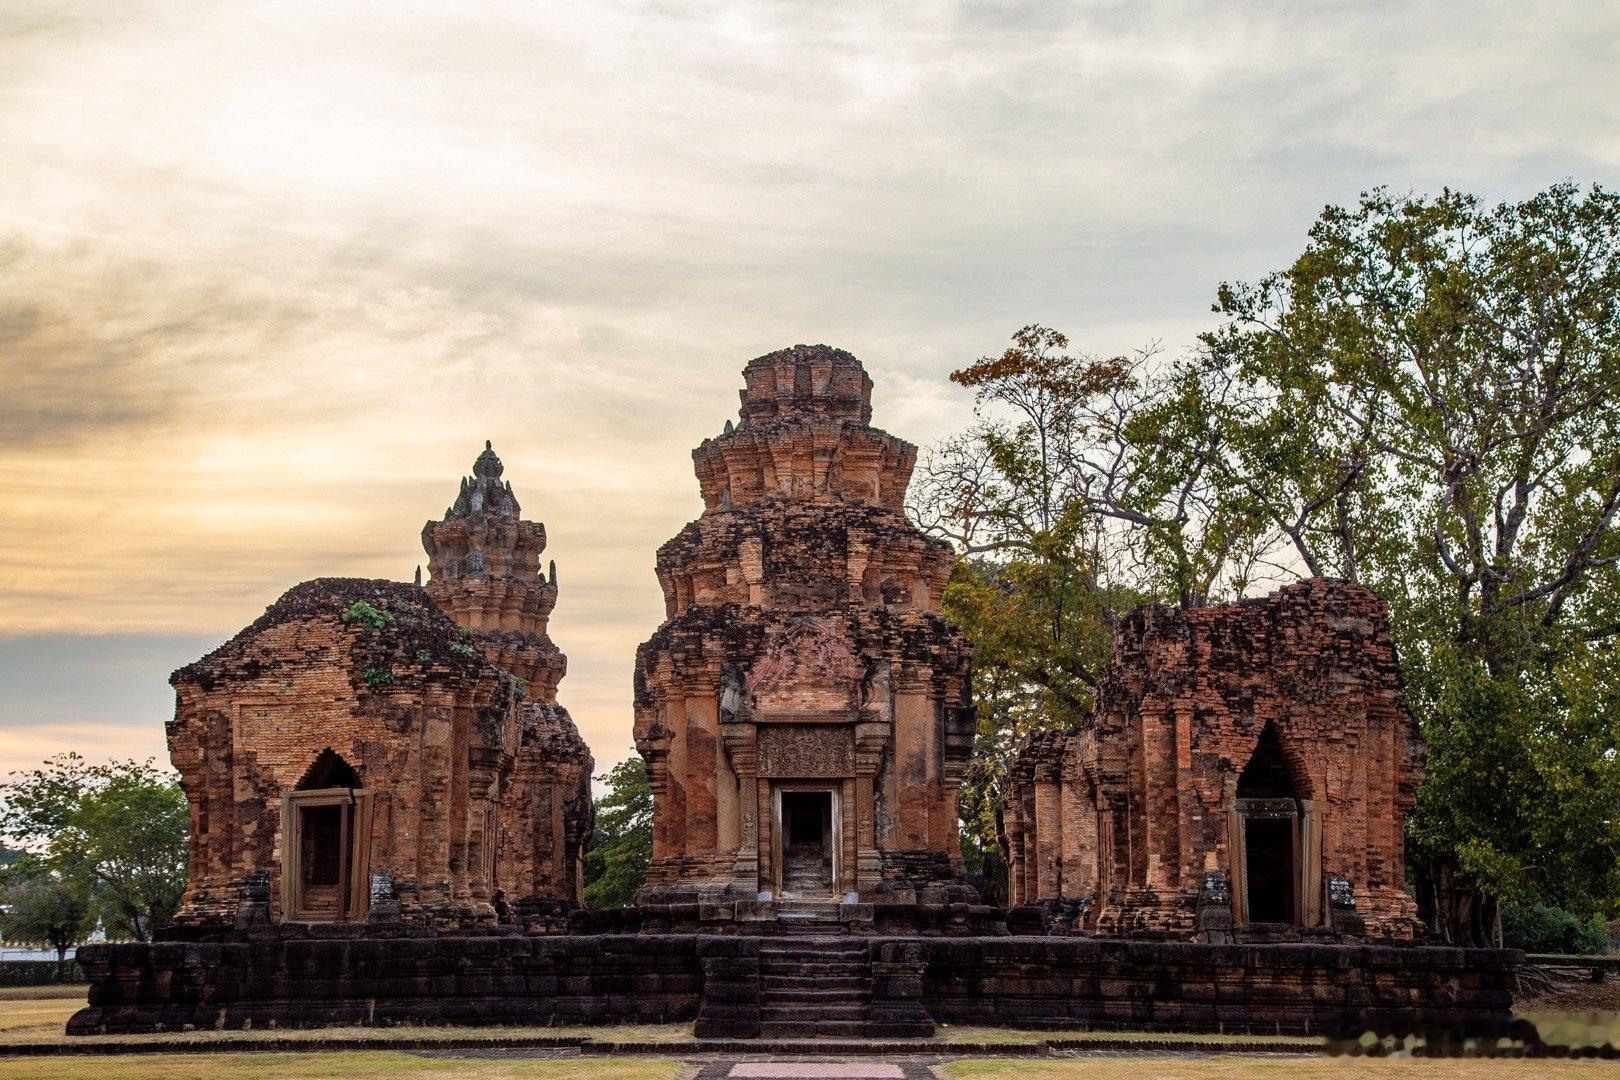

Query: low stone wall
69;931;704;1035
922;938;1520;1035
68;929;1519;1038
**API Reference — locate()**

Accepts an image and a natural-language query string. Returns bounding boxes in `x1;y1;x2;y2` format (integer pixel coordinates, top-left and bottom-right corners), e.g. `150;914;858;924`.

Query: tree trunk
1414;850;1499;947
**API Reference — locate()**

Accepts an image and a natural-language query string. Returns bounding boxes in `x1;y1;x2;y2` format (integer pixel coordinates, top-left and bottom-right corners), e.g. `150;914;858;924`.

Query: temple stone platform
69;921;1518;1039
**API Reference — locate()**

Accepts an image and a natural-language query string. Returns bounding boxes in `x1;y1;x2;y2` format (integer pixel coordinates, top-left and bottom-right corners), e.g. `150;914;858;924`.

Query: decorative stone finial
473;440;504;481
549;559;557;586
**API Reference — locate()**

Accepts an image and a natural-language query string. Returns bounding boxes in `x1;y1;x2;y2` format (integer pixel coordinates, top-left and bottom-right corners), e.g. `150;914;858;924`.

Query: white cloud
0;0;1615;768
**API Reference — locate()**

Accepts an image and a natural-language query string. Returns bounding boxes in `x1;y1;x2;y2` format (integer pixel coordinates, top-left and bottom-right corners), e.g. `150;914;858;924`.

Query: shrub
1502;903;1611;955
362;667;394;687
341;601;395;630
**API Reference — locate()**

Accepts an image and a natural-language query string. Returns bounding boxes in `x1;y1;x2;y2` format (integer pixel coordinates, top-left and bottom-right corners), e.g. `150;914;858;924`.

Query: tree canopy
0;755;188;942
582;754;652;909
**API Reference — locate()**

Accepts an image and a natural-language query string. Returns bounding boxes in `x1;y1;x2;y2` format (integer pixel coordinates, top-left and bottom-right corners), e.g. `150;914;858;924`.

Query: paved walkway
695;1062;939;1080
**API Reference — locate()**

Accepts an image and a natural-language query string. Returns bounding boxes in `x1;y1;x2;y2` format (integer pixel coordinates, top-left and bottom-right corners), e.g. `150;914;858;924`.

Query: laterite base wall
69;930;1517;1038
923;938;1519;1035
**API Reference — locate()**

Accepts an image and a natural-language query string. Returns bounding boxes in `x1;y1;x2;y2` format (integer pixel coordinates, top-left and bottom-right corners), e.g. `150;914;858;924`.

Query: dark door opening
1234;722;1304;926
295;801;352;919
1242;815;1295;923
780;790;833;896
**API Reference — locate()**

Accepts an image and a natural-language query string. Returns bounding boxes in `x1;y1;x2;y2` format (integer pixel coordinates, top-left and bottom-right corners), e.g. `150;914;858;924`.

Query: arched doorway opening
1229;724;1321;928
283;750;372;922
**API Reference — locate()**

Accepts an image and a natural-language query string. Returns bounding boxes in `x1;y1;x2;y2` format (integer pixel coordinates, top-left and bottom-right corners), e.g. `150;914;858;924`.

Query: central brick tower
634;345;975;906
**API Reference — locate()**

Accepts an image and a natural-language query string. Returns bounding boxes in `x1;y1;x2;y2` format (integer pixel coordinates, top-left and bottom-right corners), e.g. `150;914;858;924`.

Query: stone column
1034;764;1063;901
722;726;759;896
892;666;935;853
854;720;888;896
683;682;721;878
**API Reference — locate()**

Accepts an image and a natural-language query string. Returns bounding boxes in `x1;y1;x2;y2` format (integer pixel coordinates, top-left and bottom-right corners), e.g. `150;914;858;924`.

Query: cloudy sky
1;0;1615;778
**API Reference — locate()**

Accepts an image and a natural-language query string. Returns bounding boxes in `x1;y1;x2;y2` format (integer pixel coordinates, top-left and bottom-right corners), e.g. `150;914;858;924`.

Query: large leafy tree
0;870;93;961
0;755;188;941
1202;182;1620;944
914;328;1271;897
582;755;653;909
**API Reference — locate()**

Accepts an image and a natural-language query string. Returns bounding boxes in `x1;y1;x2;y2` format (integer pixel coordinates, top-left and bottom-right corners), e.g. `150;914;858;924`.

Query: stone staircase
781;842;833;895
757;936;875;1038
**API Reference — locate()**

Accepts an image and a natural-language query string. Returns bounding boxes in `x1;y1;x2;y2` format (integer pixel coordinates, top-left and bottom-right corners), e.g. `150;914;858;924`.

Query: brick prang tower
635;345;976;907
423;441;594;910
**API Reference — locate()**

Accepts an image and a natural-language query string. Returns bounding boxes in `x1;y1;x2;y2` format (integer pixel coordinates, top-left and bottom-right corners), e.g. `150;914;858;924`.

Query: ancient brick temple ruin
74;355;1519;1042
164;444;591;929
634;345;975;906
1000;579;1424;942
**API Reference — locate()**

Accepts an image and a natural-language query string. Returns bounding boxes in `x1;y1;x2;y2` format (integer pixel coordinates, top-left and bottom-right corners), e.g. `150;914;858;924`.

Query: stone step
761;990;874;1010
761;1005;869;1023
759;963;868;977
757;1020;875;1038
761;976;869;992
759;940;867;953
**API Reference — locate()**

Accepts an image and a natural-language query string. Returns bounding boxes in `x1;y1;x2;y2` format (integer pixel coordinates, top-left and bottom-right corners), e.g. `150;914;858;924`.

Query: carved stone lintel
758;725;854;778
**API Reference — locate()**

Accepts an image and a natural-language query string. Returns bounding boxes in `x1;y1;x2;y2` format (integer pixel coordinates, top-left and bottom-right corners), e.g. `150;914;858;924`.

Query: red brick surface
1002;580;1424;941
634;346;975;903
167;444;592;929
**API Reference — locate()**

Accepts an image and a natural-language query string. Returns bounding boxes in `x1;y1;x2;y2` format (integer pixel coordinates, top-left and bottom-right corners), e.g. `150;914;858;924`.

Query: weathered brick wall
922;938;1516;1034
422;442;594;908
1002;580;1424;941
634;345;974;904
70;931;704;1034
69;931;1518;1038
167;577;518;930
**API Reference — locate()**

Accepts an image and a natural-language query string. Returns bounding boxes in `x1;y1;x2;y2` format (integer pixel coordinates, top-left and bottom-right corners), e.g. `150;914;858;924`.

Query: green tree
1199;182;1620;943
915;327;1271;899
582;755;652;909
0;870;93;961
1;755;189;941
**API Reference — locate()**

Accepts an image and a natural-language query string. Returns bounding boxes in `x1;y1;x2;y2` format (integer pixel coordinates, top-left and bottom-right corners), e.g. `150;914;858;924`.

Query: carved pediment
746;617;864;715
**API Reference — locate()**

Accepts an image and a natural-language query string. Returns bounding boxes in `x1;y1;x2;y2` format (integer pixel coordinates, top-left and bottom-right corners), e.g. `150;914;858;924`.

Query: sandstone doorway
776;789;836;898
282;751;373;922
1229;723;1322;929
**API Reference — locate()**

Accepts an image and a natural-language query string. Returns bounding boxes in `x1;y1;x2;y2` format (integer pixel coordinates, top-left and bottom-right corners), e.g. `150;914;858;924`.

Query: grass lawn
945;1061;1619;1079
0;1052;682;1080
0;993;692;1046
934;1024;1319;1046
0;997;79;1042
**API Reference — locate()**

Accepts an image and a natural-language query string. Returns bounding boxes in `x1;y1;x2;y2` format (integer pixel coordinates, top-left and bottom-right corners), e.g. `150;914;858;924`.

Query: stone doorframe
770;782;841;899
1227;796;1322;928
280;786;374;922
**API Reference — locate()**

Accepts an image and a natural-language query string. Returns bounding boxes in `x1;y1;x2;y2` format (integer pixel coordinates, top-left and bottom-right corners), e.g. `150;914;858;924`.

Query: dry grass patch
0;986;86;1002
0;998;78;1041
0;1051;682;1080
0;993;693;1048
945;1059;1616;1079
